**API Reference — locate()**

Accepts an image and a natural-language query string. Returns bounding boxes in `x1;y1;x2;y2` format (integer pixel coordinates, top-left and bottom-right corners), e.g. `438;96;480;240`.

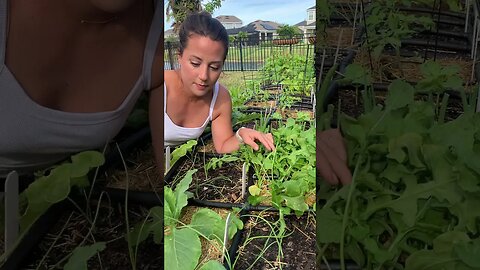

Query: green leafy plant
416;60;463;94
317;79;480;269
231;110;262;129
206;156;241;171
261;54;314;96
64;242;106;270
0;151;105;265
229;85;256;108
364;1;433;59
405;231;480;269
164;170;244;270
337;63;375;113
127;206;163;247
238;118;316;216
168;140;197;171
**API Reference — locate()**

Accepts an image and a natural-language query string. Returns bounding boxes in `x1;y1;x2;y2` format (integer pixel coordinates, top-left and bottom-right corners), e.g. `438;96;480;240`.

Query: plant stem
340;154;363;270
117;143;136;270
53;192;106;268
35;213;74;270
438;93;449;124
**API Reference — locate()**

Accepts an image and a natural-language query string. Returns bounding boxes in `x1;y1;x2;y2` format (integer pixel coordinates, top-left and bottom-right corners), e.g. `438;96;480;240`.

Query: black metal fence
164;34;316;71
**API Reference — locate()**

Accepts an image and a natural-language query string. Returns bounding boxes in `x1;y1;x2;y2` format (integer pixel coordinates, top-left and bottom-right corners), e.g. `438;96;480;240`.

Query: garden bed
353;47;475;84
24;200;162;269
233;211;316;270
168;154;246;204
104;142;161;193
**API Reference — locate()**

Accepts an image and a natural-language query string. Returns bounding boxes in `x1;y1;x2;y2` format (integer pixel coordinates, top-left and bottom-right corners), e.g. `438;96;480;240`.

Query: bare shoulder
151;38;165;90
216;83;232;105
212;83;232;121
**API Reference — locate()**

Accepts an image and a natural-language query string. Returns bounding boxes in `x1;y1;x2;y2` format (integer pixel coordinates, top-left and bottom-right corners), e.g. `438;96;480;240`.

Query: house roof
295;20;315;27
216;15;242;23
295;20;307;27
165;28;176;37
307;5;315;10
226;24;258;35
247;20;281;32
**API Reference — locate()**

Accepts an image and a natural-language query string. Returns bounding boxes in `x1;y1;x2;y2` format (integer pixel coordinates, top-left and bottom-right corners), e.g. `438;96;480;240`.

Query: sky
164;0;315;31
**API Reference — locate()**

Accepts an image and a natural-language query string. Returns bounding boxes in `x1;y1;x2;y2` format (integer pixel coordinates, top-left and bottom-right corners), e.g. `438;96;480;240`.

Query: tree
237;31;248;46
276;24;301;39
165;35;178;44
166;0;224;32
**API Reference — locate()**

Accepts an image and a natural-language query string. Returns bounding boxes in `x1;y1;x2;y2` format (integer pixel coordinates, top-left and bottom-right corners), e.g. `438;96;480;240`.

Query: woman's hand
317;129;352;185
238;127;275;151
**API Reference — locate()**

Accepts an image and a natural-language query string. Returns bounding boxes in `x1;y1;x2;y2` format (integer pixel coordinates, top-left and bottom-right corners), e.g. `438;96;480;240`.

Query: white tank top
0;0;162;177
164;82;219;147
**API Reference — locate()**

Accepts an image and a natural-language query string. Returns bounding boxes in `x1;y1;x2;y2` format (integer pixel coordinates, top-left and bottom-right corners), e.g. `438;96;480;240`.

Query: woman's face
178;34;226;97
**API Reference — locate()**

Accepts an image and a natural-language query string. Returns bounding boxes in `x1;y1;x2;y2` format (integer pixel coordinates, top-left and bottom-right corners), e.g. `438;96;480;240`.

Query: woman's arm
211;86;275;153
149;36;164;175
149;85;164;176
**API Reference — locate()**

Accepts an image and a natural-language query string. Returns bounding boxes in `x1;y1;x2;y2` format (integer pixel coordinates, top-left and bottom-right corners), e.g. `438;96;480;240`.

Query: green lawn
219;71;261;90
227;44;314;62
164;43;315;64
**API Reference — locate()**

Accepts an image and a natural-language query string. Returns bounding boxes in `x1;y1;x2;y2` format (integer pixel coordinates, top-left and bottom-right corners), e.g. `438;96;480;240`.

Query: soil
234;212;316;270
169;154;246;204
323;27;358;49
280;109;314;120
330;87;466;122
104;143;162;193
178;206;236;268
245;100;277;109
197;139;217;154
262;84;283;94
23;201;162;269
353;47;475;84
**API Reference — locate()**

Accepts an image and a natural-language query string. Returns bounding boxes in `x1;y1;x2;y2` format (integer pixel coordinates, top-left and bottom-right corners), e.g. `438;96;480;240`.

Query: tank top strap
142;0;162;90
208;82;220;120
0;0;8;65
163;83;167;112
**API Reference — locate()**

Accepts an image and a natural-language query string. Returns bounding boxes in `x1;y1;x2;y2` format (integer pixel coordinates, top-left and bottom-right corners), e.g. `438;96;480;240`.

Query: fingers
318;129;347;162
241;129;275;151
317;134;352;185
317;144;339;185
243;136;260;151
262;133;275;151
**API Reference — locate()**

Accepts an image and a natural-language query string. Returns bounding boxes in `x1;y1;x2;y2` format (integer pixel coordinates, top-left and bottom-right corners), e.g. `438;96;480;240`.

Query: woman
0;0;165;177
318;129;352;185
162;12;275;153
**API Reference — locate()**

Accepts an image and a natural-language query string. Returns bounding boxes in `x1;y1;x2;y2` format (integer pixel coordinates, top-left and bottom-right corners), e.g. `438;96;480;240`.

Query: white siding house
216;15;243;29
295;6;316;42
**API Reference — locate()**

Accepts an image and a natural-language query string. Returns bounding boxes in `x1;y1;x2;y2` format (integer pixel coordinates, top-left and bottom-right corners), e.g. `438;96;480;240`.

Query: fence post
167;41;175;70
239;39;244;72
